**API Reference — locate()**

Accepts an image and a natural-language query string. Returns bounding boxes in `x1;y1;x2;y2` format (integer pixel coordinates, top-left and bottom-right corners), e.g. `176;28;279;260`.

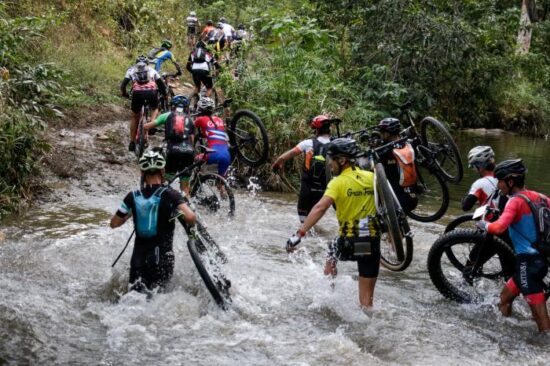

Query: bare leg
324;258;337;277
499;286;517;317
358;276;377;308
130;112;139;142
205;87;212;97
181;180;190;197
150;108;159;123
530;303;550;332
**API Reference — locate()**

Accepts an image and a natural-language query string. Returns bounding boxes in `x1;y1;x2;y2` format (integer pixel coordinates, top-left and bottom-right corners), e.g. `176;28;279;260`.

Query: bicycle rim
229;109;269;167
420;117;463;183
407;163;449;222
191;173;235;217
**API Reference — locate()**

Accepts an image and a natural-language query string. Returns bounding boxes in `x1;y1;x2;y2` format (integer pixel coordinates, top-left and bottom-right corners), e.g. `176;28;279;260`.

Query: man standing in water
286;138;381;309
110;151;196;294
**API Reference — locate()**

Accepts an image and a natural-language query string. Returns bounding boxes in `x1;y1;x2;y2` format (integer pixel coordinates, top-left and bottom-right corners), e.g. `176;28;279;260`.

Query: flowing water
1;129;550;365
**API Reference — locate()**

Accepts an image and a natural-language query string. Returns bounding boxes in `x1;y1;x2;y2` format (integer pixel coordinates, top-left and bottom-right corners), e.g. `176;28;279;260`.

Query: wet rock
96;134;109;141
0;231;5;242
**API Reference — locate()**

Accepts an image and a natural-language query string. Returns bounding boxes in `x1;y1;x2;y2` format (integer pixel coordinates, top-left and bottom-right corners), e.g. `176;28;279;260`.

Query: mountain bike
158;73;176;113
135;103;151;159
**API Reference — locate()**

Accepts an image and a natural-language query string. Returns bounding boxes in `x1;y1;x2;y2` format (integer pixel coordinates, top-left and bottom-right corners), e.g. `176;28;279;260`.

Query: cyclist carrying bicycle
110;151;196;294
272;115;333;223
462;146;500;211
120;55;167;152
477;159;550;332
193;97;231;178
286;138;382;309
376;118;418;214
186;41;220;99
144;95;195;196
147;40;182;76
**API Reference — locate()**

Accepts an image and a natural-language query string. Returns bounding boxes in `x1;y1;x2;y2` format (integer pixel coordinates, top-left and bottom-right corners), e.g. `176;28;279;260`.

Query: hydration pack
135;64;149;85
132;187;167;238
303;138;328;188
147;47;164;61
166;111;189;142
517;194;550;256
194;48;206;63
392;143;417;188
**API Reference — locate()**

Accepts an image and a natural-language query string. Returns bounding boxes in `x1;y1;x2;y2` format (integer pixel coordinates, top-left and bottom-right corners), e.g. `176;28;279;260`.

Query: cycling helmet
220;17;227;23
171;95;190;108
326;138;359;158
378;117;401;135
238;24;245;30
467;146;495;168
216;22;223;29
138;150;166;171
310;115;331;129
197;97;215;112
494;159;527;180
135;55;148;64
195;40;207;49
161;39;173;49
206;19;213;26
190;11;196;17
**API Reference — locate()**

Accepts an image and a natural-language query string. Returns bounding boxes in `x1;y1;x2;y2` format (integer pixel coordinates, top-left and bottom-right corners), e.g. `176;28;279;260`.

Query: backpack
166;111;188;142
304;138;328;188
132;187;167;238
516;193;550;256
194;48;206;63
147;47;163;61
135;64;149;85
392;143;417;188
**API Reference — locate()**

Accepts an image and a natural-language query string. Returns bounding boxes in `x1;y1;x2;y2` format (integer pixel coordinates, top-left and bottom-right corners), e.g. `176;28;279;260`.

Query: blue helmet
171;95;189;107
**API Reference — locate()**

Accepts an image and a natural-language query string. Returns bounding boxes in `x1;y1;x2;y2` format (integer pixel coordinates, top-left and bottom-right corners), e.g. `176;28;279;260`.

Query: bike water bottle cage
133;187;167;238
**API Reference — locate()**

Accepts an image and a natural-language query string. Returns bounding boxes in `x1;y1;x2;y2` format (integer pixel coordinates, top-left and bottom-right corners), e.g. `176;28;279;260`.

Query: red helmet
310;115;331;129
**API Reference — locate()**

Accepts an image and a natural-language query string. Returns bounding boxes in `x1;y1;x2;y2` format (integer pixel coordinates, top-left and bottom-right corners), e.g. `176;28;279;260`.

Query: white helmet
138;150;166;171
190;11;196;17
197;97;215;112
467;146;495;168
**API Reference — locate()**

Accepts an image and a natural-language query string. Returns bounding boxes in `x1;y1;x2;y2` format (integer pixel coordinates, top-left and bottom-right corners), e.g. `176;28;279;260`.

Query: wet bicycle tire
375;163;406;265
229;109;269;167
420;117;463;184
191;173;235;217
187;238;231;310
407;163;449;222
381;236;414;272
444;214;475;233
427;229;515;303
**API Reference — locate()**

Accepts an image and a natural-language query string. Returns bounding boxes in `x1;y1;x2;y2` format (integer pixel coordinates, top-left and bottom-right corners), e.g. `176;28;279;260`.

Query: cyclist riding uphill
286;138;381;309
462;146;499;211
186;11;201;38
200;20;215;42
193;97;231;178
219;17;235;45
477;159;550;332
206;22;226;52
272;115;334;223
186;41;220;99
110;151;196;294
121;55;167;152
147;39;182;76
144;95;195;196
376;117;418;214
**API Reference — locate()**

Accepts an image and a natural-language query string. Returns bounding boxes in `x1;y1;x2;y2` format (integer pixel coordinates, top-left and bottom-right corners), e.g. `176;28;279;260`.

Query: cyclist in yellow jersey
286;138;381;309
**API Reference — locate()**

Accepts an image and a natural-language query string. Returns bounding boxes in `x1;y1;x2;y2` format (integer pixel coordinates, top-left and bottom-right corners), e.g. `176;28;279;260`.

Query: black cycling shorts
297;180;325;222
329;237;381;278
129;246;174;293
166;147;195;179
511;254;548;295
191;69;213;89
131;89;159;113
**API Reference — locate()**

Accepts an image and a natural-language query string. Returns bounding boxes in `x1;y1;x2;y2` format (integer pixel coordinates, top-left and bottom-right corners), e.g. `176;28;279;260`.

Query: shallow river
1;130;550;365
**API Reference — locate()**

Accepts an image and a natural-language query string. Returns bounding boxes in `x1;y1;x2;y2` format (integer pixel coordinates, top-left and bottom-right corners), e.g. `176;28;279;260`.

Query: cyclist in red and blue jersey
147;40;182;76
193;97;231;177
479;159;550;332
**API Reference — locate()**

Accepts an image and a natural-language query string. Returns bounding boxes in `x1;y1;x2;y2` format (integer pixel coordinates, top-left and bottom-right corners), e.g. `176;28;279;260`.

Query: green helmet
138;150;166;171
161;39;173;49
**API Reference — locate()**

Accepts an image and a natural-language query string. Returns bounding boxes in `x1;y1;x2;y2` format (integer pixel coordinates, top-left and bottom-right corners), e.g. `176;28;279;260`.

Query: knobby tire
229;109;269;167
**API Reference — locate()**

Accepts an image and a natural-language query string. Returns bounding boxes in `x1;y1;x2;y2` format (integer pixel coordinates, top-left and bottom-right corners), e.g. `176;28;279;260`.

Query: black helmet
195;40;206;49
494;159;527;180
161;39;172;49
206;19;213;26
378;117;401;135
326;138;358;158
238;23;245;30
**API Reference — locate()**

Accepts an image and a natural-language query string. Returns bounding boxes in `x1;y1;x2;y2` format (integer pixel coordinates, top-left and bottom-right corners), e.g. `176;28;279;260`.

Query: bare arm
110;213;130;228
272;148;301;170
178;203;196;226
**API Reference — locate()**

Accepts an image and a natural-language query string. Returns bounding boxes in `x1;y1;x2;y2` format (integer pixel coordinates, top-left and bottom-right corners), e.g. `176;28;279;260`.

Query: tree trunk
517;0;535;54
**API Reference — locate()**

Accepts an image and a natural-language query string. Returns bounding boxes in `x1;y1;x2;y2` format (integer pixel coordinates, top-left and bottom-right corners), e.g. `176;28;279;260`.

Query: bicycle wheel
444;214;475;233
187;238;231;310
407;163;449;222
190;173;235;217
196;218;228;263
229;109;269;167
420;117;463;183
136;112;146;159
375;163;405;264
427;229;515;303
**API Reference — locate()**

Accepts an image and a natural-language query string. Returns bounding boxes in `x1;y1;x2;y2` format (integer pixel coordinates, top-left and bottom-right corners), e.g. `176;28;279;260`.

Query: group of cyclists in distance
113;9;550;335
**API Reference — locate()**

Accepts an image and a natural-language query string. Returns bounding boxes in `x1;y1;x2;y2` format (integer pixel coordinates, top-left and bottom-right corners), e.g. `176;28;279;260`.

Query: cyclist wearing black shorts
272;115;333;223
110;151;196;294
121;55;167;152
144;95;195;195
376;118;418;214
186;41;219;98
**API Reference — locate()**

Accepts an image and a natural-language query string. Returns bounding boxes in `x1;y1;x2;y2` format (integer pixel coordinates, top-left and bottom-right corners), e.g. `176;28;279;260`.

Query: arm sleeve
154;112;170;127
120;78;130;95
487;198;519;235
461;194;478;211
116;193;133;217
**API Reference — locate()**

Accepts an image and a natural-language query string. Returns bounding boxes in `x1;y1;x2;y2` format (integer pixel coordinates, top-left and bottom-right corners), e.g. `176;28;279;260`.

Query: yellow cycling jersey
324;166;379;238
